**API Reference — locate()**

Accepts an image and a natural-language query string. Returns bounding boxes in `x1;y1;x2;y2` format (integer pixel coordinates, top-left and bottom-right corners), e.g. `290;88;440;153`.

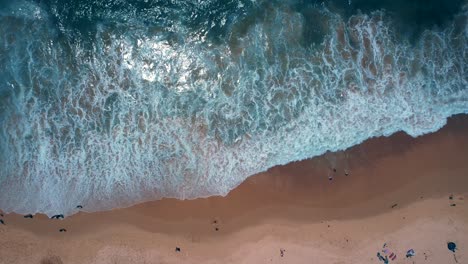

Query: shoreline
1;115;467;263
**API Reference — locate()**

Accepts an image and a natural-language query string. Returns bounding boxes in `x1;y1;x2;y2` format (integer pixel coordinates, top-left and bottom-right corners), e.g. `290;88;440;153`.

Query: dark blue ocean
0;0;467;216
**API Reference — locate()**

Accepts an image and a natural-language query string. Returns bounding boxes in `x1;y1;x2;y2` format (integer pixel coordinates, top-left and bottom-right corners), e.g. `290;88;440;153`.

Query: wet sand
1;115;467;264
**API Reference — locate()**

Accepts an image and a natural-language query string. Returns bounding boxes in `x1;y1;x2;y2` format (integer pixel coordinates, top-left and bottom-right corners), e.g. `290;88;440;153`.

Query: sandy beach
1;115;467;264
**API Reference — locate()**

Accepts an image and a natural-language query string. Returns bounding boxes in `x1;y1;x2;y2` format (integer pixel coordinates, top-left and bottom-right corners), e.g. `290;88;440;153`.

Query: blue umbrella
447;242;457;253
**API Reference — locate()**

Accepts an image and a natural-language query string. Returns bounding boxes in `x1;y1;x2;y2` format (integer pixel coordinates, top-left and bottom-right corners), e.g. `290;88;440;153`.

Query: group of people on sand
328;167;349;181
0;205;84;232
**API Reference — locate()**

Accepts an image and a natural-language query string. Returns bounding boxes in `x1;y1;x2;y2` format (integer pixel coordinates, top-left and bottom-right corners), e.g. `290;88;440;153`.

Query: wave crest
0;2;467;216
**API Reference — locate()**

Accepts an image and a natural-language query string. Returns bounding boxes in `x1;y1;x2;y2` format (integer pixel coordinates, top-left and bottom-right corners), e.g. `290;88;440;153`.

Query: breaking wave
0;0;467;216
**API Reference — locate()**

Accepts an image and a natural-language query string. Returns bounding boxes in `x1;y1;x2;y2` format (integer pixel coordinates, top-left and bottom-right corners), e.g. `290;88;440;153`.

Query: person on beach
51;214;64;219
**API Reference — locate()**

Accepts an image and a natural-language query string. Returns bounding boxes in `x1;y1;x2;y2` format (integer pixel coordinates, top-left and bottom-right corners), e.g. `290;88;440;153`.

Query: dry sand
1;115;467;264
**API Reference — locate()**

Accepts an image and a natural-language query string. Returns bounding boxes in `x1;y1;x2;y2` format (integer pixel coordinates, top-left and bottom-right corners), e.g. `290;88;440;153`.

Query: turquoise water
0;0;467;216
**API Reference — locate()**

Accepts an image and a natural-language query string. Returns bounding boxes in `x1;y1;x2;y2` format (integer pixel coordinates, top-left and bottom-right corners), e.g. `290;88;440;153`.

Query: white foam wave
0;4;467;216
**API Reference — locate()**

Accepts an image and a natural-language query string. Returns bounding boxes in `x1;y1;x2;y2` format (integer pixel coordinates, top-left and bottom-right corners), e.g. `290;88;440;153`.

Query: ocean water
0;0;467;216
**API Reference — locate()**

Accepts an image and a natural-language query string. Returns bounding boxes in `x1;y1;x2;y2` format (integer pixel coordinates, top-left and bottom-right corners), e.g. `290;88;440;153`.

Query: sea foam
0;1;467;216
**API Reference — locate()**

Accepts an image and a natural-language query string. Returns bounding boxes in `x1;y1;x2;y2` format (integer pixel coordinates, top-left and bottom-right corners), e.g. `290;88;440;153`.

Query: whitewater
0;0;467;216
